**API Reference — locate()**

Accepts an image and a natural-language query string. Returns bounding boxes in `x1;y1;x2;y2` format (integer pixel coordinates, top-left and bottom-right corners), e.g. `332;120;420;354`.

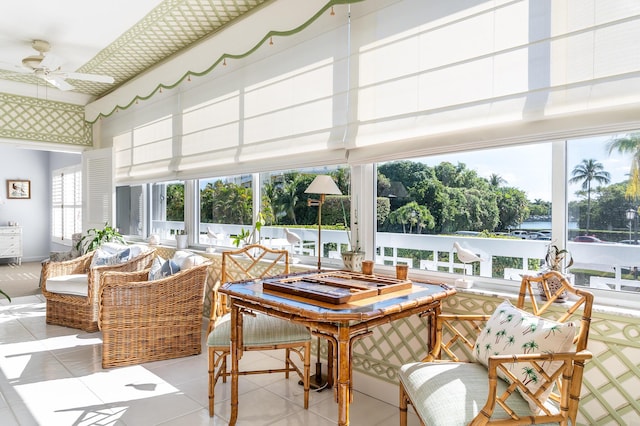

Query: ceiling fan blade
57;71;115;84
38;73;75;91
0;62;31;73
39;53;64;71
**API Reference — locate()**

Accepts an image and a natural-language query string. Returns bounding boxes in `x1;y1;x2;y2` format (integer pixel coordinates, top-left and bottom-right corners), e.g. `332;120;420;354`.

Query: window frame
51;165;82;246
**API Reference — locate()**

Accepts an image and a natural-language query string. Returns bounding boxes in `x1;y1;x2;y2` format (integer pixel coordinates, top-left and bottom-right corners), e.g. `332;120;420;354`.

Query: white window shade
113;56;348;183
107;0;640;178
114;115;174;182
348;0;640;162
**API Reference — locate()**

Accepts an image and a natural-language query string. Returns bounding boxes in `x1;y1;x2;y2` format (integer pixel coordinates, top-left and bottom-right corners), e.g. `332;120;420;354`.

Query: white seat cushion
46;274;88;296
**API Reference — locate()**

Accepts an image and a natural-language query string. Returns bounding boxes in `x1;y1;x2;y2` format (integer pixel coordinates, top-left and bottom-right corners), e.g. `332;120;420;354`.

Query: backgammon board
262;270;412;304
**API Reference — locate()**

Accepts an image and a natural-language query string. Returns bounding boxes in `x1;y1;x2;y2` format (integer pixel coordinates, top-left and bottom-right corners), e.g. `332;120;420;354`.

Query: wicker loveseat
41;244;156;332
98;253;210;368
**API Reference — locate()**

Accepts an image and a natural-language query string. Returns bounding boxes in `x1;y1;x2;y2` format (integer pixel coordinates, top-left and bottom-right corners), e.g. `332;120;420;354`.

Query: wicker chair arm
88;249;156;304
100;269;152;286
42;251;95;279
90;249;156;275
471;350;593;424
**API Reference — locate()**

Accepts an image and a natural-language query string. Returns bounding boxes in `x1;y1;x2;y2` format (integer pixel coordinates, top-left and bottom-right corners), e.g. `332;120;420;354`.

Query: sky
418;133;632;203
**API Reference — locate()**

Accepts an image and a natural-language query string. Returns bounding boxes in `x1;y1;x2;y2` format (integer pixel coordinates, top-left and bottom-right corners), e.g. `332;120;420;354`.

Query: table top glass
220;270;456;322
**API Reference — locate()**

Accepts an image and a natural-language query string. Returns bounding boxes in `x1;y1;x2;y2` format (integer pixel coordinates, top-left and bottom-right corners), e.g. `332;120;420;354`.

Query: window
195;166;350;262
258;166;351;264
199;174;254;247
567;132;640;294
376;143;553;281
51;166;82;244
151;180;185;241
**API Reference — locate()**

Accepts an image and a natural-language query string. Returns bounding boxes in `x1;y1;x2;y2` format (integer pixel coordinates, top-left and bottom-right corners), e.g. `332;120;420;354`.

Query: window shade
104;0;640;180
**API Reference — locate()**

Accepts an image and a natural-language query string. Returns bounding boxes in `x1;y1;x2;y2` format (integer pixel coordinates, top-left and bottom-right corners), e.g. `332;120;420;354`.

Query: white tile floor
0;295;421;426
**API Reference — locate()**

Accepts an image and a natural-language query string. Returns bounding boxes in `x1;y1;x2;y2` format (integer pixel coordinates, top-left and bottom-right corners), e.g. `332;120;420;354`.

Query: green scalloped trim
88;0;363;124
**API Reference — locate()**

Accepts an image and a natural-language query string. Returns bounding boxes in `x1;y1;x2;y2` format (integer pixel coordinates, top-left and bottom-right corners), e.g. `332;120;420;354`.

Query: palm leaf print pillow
474;299;576;413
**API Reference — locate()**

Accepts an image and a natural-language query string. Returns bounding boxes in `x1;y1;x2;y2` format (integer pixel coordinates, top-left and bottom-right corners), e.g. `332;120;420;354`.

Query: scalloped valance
85;0;363;123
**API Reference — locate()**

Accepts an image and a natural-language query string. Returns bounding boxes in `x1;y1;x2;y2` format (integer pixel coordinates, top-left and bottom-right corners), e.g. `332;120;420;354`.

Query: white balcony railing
148;222;640;293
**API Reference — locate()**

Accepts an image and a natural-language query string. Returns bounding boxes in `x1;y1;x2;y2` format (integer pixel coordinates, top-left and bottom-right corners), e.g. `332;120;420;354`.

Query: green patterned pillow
474;299;576;413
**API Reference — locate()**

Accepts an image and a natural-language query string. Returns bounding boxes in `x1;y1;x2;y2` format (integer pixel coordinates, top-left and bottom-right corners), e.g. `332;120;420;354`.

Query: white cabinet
0;227;22;265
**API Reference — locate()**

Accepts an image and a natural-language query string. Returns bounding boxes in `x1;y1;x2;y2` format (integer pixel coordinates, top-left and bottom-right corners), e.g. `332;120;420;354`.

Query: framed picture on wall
7;180;30;199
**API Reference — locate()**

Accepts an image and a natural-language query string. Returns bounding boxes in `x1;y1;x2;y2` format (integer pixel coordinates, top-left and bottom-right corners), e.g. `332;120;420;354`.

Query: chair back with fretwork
399;270;593;425
207;244;310;418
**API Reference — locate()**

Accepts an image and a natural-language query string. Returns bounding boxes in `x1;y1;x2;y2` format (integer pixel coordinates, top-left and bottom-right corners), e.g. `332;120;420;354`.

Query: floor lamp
305;175;342;270
304;174;342;390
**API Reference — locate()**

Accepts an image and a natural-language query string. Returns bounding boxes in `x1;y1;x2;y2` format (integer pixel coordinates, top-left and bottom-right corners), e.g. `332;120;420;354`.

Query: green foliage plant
232;212;264;247
77;222;125;254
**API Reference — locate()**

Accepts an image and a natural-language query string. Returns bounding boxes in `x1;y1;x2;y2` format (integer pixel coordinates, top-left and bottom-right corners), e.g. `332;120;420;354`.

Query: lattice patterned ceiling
0;0;270;99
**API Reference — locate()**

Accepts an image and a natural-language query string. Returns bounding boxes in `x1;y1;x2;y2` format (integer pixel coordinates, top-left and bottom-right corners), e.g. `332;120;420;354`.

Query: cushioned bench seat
398;362;558;426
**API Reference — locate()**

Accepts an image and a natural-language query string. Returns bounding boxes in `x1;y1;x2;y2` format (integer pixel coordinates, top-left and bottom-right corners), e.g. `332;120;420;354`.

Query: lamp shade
305;175;342;195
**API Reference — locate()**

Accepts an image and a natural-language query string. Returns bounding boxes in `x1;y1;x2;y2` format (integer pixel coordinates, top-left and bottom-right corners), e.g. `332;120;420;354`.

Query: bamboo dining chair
207;244;311;417
399;270;594;425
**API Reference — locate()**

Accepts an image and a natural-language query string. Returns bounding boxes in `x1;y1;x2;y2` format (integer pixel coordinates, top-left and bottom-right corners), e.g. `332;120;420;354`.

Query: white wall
0;145;52;262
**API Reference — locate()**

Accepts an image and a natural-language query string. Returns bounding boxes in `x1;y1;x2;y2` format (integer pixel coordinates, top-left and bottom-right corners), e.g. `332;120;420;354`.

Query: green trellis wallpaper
0;93;91;146
351;290;640;426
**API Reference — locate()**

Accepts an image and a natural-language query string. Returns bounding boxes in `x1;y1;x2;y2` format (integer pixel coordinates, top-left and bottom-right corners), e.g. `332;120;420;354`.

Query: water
520;221;578;230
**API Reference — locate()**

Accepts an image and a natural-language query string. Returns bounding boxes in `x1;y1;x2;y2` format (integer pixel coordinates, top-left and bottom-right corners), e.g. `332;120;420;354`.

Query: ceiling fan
0;39;115;91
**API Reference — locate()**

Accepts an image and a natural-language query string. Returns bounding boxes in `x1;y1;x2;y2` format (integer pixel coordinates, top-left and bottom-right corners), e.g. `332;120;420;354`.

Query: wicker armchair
399;270;593;426
208;244;311;417
98;261;210;368
41;246;156;332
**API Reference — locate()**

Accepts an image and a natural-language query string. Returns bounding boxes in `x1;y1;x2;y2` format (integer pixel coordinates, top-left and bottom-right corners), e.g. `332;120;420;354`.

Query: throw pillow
148;256;165;281
91;248;120;267
474;299;576;413
160;259;181;278
100;242;129;254
116;247;131;262
127;244;146;259
91;246;132;267
171;250;193;269
181;253;207;270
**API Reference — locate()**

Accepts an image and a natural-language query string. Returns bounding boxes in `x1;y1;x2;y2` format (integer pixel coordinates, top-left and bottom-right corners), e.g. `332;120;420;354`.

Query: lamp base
299;362;330;392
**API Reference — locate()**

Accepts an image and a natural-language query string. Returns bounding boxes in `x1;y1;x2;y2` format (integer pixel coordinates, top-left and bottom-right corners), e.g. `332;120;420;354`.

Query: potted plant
174;229;189;249
539;243;574;300
77;222;125;254
231;212;264;247
340;201;365;271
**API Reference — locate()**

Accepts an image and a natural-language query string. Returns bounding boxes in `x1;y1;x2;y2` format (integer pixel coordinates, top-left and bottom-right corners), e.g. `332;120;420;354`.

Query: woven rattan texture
99;262;210;368
41;249;156;332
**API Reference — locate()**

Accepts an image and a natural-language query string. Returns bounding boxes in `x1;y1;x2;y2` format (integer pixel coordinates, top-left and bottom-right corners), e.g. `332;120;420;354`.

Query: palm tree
489;173;507;187
280;175;303;225
569;159;611;234
607;132;640;200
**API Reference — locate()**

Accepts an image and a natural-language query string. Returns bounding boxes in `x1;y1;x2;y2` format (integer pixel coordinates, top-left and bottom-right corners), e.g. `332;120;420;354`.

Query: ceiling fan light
22;55;44;70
